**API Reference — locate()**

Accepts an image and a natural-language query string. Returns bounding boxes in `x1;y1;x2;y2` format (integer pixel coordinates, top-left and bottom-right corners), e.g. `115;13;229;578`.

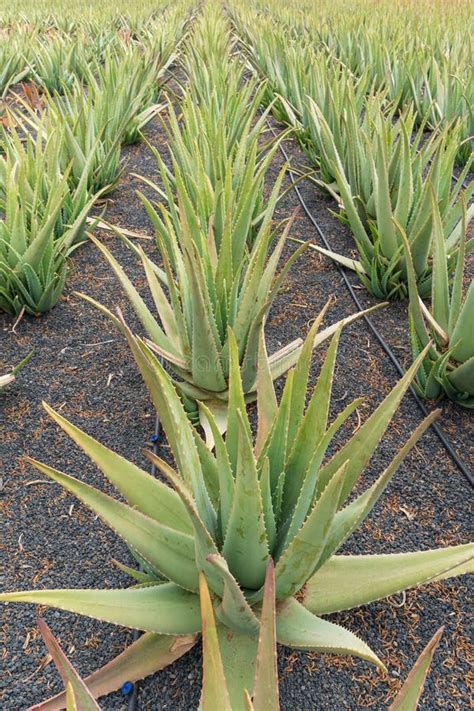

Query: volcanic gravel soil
1;108;473;710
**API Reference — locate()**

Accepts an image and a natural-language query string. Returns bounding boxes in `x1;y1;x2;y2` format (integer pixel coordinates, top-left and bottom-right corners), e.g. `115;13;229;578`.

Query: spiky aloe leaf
303;241;367;274
280;327;341;523
226;329;253;473
119;323;216;535
26;457;199;592
252;560;279;711
222;411;269;590
199;573;233;711
372;128;398;259
206;555;259;635
185;240;227;392
42;403;192;534
144;451;223;597
0;584;201;634
302;544;474;615
88;235;181;360
286;299;334;443
449;283;474;364
111;561;157;584
317;345;429;504
448;201;466;336
255;327;278;456
389;627;444;711
32;619;100;711
276;597;385;670
273;461;346;600
429;192;451;332
197;401;235;530
222;410;269;590
316;411;440;570
31;633;197;711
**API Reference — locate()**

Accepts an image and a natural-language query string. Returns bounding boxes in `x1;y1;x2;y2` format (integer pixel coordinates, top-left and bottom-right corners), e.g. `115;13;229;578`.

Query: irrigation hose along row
273;132;473;488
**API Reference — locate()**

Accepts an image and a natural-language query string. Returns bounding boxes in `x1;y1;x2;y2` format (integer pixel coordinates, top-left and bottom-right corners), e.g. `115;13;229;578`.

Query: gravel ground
1;100;473;710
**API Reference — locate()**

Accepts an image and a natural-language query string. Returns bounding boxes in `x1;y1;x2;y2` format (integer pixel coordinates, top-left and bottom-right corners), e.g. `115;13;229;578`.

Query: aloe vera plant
28;35;87;93
83;183;308;431
304;100;473;298
145;82;282;250
2;317;472;709
82;44;168;145
0;36;30;96
83;192;379;435
410;54;474;166
401;202;474;407
15;40;169;196
238;16;371;183
0;141;98;314
0;120;97;242
16;83;124;194
0;115;100;315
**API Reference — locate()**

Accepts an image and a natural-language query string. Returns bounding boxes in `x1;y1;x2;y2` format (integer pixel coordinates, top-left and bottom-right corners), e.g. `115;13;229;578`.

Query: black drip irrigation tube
125;413;162;711
275;134;473;488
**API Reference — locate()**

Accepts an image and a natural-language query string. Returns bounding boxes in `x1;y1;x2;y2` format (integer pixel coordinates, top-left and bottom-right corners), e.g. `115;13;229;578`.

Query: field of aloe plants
0;0;473;708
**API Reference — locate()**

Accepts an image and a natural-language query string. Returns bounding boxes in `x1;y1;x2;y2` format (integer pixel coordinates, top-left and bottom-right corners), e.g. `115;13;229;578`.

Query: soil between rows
1;106;472;710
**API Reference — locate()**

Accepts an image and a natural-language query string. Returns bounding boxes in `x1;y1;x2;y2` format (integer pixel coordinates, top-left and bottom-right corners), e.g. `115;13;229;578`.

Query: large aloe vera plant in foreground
2;315;472;709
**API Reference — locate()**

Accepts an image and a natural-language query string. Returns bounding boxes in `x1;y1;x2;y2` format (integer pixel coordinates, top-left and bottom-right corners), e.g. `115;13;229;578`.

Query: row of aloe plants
2;5;473;710
0;2;193;315
81;10;378;435
236;0;473;165
230;1;474;408
0;0;191;96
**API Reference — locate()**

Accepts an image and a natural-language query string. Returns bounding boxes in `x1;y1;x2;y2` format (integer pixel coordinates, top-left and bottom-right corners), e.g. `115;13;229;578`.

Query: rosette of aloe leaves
401;199;474;407
82;174;380;441
2;310;472;710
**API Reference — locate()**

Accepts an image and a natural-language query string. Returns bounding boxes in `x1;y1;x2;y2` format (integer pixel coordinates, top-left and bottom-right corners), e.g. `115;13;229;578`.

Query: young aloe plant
411;54;474;167
0;36;30;96
15;83;124;195
401;201;474;408
239;18;371;185
1;316;472;709
81;44;167;146
14;36;169;197
143;83;283;250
